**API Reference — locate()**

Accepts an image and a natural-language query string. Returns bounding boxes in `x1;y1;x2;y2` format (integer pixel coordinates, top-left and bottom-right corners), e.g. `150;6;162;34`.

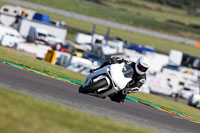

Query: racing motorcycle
79;63;134;102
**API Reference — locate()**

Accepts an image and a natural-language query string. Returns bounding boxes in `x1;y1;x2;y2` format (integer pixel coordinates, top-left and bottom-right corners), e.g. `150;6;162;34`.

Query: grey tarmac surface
2;0;197;45
0;62;200;133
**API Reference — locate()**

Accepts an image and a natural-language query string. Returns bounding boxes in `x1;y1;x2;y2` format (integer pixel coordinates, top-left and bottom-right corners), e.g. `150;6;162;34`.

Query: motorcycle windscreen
110;63;132;90
122;65;134;78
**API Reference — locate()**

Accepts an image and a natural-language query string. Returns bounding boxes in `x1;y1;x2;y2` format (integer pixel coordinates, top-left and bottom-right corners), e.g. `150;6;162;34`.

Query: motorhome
27;27;62;46
0;5;35;20
18;18;67;43
74;33;104;44
0;5;35;26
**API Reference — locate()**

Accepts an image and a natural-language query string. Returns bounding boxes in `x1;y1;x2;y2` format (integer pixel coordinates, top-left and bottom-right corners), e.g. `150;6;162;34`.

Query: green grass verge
129;92;200;118
0;46;86;82
0;87;158;133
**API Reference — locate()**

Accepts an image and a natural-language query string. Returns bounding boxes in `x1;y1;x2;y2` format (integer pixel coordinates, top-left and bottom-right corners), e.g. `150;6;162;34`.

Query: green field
38;10;200;58
23;0;200;40
2;1;200;57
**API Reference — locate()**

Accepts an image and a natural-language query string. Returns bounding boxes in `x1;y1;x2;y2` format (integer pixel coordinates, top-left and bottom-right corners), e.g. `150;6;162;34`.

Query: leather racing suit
92;57;146;103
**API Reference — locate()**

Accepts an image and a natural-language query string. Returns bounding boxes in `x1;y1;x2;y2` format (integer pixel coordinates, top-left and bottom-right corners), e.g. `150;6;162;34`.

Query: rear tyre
79;78;108;94
109;90;127;103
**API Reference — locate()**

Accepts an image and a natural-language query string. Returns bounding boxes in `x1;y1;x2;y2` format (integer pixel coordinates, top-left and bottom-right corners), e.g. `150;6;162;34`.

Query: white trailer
168;50;183;66
18;18;67;43
74;33;104;44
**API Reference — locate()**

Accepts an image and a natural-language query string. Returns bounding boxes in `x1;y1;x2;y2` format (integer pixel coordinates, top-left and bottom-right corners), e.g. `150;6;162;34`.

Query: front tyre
79;78;108;94
79;85;87;94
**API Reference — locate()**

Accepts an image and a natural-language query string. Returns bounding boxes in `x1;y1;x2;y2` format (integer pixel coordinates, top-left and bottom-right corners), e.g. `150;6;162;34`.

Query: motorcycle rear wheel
79;78;108;94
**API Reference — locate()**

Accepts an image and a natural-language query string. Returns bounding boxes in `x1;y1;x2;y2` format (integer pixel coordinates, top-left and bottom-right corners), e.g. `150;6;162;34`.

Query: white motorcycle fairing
83;63;132;98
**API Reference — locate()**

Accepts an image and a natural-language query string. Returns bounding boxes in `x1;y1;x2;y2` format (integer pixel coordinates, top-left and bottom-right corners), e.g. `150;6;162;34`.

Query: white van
0;24;25;47
147;76;177;97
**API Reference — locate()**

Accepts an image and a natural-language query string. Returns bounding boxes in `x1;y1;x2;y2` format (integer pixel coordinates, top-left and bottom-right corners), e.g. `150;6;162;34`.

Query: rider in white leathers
90;56;150;103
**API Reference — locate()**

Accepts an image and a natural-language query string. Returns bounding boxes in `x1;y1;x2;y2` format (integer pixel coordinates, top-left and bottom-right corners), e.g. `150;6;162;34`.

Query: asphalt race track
0;62;200;133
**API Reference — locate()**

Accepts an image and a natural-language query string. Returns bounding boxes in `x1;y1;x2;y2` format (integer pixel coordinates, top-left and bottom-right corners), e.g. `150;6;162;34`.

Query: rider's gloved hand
128;87;139;93
110;57;122;63
89;68;99;73
123;87;139;94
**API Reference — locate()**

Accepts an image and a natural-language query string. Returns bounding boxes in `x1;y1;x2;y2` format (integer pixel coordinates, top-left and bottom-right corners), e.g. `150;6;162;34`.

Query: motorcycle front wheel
79;78;108;94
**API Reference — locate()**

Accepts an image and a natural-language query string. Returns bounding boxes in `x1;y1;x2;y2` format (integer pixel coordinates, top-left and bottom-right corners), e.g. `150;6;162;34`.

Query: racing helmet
135;57;150;75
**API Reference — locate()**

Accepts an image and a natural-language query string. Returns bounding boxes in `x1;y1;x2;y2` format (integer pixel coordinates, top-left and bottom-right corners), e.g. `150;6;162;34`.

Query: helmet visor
137;63;148;72
122;65;134;78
